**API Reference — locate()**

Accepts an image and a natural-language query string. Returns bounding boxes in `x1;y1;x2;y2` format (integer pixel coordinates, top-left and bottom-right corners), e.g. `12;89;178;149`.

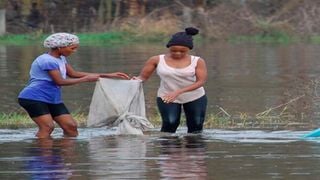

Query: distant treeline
1;0;320;39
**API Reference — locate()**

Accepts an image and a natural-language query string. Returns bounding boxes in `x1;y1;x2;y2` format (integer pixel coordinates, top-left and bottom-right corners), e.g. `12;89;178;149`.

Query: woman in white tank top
133;27;208;133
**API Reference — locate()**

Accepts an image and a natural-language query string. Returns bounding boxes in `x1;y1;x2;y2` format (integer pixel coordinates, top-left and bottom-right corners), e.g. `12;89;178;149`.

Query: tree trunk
98;0;105;23
127;0;139;17
0;9;5;35
0;1;4;9
105;0;112;24
195;0;207;9
111;0;121;27
140;0;148;16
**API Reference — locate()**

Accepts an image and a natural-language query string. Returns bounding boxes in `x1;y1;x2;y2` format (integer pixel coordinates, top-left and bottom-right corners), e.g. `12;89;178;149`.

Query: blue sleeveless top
18;53;67;104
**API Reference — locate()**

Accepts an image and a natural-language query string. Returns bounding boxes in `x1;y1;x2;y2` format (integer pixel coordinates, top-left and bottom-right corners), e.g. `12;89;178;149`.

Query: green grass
0;112;87;129
0;34;43;45
0;112;34;128
0;31;169;46
309;36;320;44
0;32;133;46
1;30;315;46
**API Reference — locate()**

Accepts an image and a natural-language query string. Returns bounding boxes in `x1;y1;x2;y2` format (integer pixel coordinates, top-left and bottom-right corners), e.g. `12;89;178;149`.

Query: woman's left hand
162;91;180;103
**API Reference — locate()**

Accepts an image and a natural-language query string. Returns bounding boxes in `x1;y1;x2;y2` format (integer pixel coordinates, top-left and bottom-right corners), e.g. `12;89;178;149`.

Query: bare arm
66;64;98;78
99;72;130;79
48;69;99;86
134;56;159;81
66;64;129;79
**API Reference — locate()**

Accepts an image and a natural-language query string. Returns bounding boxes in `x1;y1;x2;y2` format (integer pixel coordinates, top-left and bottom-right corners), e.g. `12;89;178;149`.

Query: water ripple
0;127;319;143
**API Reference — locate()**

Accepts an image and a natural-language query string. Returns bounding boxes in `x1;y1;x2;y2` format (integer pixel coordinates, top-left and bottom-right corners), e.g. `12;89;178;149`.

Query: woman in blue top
18;33;129;138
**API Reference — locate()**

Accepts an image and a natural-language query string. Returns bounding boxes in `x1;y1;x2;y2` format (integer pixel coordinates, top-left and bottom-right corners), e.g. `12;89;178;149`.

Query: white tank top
156;54;205;103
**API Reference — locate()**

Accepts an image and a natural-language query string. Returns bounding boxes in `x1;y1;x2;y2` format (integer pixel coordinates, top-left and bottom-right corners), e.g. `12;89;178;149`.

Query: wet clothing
18;98;70;118
18;53;67;104
18;53;69;118
156;54;207;133
157;95;207;133
156;54;205;103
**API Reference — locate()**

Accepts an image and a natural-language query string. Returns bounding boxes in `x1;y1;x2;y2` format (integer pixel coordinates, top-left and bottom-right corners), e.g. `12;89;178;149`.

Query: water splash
0;127;319;143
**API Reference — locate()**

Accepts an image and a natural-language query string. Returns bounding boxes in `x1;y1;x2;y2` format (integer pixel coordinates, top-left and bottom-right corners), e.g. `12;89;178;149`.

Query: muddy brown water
0;128;319;179
1;42;320;179
2;42;320;125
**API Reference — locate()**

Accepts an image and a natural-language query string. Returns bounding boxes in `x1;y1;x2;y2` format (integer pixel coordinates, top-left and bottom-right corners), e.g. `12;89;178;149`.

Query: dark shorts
18;98;70;118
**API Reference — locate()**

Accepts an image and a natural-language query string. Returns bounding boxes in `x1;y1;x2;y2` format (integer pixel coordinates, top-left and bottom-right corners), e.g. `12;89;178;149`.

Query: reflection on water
0;128;320;179
88;135;148;179
156;135;208;179
0;137;85;180
24;138;74;180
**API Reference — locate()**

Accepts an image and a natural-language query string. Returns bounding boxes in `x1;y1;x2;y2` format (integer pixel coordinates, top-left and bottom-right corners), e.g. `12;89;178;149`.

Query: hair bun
185;27;199;36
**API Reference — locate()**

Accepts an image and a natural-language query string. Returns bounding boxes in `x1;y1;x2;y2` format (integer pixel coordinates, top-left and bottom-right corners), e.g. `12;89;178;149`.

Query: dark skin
33;44;130;138
133;45;207;103
48;44;130;85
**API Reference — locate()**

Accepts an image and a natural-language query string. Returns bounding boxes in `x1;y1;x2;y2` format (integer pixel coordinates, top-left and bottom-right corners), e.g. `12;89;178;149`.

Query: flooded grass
0;111;311;130
0;112;87;129
0;112;33;129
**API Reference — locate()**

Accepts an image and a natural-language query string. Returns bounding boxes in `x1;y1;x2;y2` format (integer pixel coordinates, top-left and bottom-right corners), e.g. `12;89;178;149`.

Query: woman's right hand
131;76;143;82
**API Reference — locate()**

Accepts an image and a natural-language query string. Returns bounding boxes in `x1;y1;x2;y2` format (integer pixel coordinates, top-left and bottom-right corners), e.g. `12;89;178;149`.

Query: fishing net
87;78;154;135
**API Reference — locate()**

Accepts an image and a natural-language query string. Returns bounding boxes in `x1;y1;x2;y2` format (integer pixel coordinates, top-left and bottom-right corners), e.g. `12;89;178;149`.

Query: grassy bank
1;31;320;46
0;31;169;46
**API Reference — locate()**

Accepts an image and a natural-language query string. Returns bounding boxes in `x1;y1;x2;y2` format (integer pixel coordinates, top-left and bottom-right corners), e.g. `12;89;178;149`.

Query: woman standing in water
133;27;208;133
18;32;129;138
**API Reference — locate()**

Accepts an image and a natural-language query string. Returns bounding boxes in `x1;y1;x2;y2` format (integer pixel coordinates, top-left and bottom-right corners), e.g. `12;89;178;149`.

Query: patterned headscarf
43;32;79;48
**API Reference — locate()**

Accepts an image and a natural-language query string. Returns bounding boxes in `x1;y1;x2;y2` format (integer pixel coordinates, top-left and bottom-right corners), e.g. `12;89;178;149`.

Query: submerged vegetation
1;77;318;130
0;112;87;129
0;107;312;130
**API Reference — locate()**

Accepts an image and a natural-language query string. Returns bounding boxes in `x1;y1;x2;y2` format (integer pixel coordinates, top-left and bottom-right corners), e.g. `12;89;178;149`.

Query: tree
98;0;113;24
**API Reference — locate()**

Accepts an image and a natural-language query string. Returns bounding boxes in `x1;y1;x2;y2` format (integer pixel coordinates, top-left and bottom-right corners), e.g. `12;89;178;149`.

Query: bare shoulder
197;57;206;65
146;55;160;65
